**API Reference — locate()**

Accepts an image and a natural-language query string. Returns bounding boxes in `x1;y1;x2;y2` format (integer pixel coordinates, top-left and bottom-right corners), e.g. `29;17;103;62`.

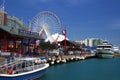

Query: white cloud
66;0;80;5
101;19;120;30
113;24;120;29
18;0;94;8
64;0;94;7
22;0;50;6
109;22;120;30
38;0;50;3
109;37;120;46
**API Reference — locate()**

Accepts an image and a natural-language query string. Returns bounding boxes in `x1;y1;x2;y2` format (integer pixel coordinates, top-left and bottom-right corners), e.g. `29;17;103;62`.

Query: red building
0;11;41;56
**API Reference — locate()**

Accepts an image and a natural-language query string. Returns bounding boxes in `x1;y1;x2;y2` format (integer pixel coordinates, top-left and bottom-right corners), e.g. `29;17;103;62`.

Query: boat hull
0;68;47;80
96;49;114;58
97;53;114;58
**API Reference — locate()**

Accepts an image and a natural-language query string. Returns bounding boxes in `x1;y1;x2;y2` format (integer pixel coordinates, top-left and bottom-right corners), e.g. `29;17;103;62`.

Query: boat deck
0;57;6;66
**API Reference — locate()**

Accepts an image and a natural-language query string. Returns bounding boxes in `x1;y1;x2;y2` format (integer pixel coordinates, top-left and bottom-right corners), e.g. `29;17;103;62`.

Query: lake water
36;57;120;80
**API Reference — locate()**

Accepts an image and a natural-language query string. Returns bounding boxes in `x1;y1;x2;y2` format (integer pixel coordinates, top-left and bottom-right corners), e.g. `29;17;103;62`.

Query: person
9;67;13;74
0;67;2;73
18;49;22;57
0;49;2;56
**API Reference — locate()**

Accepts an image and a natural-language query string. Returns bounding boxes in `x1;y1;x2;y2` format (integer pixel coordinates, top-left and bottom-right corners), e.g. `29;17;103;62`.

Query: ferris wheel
29;11;62;43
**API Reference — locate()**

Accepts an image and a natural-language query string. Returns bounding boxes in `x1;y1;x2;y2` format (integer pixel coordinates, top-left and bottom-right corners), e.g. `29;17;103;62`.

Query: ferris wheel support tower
39;25;54;43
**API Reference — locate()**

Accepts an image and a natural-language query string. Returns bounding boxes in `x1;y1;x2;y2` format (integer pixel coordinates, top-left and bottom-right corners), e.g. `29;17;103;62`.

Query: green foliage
37;42;57;50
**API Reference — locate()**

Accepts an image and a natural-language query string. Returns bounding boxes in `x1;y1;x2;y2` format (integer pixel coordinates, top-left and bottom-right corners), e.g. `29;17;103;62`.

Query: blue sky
1;0;120;46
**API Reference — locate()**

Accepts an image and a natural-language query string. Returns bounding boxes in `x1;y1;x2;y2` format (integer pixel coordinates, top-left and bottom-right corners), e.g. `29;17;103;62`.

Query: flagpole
64;27;66;52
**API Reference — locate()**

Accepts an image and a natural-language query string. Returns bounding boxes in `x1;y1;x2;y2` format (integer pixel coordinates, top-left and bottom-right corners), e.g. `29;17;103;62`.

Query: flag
11;19;15;28
0;1;4;12
62;29;66;35
29;25;32;31
0;4;4;11
28;20;32;31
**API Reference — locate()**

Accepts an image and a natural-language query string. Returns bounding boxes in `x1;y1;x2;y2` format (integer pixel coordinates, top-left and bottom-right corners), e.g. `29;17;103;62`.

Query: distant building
84;38;102;47
74;40;84;45
0;11;7;25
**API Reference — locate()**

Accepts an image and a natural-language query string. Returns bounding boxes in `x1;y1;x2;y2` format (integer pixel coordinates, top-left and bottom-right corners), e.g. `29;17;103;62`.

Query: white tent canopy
45;33;69;42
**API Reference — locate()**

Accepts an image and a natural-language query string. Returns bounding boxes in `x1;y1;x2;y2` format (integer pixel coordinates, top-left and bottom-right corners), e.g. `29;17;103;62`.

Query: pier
0;52;96;66
47;53;96;65
0;6;119;68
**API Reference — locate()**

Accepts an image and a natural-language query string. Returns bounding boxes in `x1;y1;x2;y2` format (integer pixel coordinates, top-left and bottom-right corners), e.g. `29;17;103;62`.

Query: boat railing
0;57;47;75
0;59;46;75
13;64;45;74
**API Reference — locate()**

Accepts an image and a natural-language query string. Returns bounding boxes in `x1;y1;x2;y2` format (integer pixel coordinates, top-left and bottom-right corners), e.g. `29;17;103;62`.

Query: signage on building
18;29;39;37
0;52;11;56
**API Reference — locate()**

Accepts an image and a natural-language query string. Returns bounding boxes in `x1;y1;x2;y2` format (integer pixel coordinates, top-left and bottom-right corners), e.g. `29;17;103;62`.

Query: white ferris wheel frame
29;11;62;43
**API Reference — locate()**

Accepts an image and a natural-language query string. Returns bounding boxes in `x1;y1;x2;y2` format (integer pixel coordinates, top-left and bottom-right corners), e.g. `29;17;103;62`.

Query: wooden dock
114;53;120;56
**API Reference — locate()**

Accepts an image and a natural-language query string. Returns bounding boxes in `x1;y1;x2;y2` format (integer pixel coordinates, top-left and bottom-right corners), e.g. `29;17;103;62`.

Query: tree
37;42;57;51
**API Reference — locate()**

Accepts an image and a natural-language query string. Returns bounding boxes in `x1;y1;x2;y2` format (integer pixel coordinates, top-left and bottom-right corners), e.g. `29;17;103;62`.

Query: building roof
0;15;41;39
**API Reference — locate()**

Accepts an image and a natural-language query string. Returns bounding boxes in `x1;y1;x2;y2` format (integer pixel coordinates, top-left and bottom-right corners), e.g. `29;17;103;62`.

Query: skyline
1;0;120;46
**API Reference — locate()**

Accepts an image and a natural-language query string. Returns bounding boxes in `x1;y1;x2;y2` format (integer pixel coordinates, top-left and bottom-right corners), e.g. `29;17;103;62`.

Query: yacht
96;41;114;58
112;46;120;53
